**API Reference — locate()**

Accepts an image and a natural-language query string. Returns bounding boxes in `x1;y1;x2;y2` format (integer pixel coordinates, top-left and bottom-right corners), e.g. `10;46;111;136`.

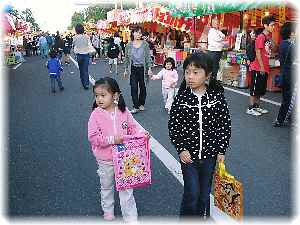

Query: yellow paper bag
214;161;244;220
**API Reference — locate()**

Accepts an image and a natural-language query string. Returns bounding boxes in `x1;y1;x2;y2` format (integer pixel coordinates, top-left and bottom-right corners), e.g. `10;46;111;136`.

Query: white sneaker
246;108;262;116
254;107;269;114
130;108;140;114
139;105;145;111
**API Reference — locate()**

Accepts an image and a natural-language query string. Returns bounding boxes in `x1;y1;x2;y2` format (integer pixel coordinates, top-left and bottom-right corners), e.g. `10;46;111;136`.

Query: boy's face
265;21;275;33
184;64;209;91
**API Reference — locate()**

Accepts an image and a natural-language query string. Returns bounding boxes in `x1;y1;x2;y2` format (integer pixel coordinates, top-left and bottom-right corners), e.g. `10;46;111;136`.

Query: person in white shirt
207;17;225;80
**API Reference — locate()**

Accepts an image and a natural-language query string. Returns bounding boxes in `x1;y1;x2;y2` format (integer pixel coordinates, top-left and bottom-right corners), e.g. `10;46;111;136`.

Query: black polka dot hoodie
168;85;231;161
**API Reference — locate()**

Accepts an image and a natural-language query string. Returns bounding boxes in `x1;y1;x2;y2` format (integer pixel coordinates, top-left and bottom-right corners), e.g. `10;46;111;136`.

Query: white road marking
12;63;23;70
224;86;281;106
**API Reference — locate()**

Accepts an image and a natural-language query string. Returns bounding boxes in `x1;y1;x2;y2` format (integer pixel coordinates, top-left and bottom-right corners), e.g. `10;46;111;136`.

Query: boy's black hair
92;77;126;112
262;15;275;26
179;51;224;94
163;57;176;70
75;24;85;34
280;22;294;40
108;36;114;44
49;49;57;58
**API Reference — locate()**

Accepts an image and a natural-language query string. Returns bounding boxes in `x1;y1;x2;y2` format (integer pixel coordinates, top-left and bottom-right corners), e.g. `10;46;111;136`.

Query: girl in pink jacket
88;77;149;222
150;57;178;114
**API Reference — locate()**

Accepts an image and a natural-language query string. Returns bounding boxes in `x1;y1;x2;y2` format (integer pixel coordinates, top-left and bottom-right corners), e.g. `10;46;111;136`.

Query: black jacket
168;87;231;160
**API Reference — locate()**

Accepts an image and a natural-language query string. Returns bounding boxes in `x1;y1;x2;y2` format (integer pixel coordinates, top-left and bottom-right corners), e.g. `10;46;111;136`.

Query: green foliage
71;11;85;28
9;8;40;31
69;2;137;29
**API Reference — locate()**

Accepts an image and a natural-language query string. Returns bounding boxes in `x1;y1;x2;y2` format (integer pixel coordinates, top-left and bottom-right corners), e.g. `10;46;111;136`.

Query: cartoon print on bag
122;121;128;130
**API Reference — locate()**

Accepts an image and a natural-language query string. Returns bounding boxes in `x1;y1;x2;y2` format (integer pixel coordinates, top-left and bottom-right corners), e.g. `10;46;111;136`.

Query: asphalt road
6;54;294;221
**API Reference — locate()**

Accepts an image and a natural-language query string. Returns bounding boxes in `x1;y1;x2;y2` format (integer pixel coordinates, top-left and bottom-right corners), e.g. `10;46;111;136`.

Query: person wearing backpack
246;15;275;116
107;36;120;74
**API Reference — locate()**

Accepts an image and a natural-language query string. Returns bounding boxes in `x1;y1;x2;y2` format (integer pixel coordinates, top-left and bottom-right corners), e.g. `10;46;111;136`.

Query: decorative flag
279;5;286;25
250;9;256;27
220;13;225;26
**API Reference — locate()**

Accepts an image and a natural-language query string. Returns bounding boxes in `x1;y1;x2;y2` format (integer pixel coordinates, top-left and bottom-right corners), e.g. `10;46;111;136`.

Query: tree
84;6;110;22
21;8;40;31
70;11;85;28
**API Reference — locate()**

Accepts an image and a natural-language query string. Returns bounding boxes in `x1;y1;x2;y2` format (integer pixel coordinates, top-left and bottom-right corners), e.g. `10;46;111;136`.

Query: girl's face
184;64;209;91
165;62;173;70
94;86;117;110
133;29;142;40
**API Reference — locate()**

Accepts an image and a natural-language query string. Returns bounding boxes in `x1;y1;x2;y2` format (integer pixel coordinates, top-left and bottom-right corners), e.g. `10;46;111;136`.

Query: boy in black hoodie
107;36;120;74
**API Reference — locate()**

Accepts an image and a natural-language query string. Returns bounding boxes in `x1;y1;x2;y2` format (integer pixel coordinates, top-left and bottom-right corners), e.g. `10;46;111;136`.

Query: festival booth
151;6;195;66
104;6;195;66
172;2;296;91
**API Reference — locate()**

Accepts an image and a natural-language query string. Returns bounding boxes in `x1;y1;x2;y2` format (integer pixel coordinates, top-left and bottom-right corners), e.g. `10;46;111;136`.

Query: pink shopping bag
112;135;151;191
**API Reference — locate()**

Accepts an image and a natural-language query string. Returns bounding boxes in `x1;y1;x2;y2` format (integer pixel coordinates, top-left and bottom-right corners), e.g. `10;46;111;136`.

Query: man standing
39;33;49;59
207;17;225;80
246;15;275;116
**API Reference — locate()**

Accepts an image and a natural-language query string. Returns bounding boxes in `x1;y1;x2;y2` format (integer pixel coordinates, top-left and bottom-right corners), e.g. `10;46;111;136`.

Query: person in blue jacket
47;50;64;93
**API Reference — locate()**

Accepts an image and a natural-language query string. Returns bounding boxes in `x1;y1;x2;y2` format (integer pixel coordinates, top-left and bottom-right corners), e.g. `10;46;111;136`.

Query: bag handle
216;161;234;180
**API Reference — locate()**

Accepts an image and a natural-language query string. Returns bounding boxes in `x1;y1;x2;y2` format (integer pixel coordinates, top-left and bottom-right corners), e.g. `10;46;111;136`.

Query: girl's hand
179;150;193;164
217;154;225;163
144;131;150;140
114;135;123;144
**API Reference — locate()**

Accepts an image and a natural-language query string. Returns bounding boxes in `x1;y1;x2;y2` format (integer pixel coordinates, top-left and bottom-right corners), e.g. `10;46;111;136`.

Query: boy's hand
148;68;153;76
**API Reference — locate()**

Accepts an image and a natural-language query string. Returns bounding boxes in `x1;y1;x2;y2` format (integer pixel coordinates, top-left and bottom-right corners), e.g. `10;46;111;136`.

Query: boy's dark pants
180;157;217;218
50;76;63;92
130;65;146;109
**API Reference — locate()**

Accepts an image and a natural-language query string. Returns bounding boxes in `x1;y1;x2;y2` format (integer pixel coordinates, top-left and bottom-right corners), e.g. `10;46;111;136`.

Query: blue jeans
40;45;49;59
50;76;63;92
76;54;90;88
180;157;217;218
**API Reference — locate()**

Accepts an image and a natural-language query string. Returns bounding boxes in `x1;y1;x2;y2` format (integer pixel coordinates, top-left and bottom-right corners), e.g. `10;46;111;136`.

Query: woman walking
72;24;95;89
124;26;153;114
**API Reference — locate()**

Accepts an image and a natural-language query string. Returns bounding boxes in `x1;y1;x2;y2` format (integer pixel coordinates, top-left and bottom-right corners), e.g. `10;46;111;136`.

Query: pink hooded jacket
88;107;144;162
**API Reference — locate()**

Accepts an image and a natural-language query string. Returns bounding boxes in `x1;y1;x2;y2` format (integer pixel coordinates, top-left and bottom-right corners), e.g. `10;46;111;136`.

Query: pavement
6;54;294;221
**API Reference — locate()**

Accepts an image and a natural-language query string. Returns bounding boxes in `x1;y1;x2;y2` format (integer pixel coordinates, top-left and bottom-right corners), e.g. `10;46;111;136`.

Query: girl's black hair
92;77;126;112
163;57;176;70
178;51;224;94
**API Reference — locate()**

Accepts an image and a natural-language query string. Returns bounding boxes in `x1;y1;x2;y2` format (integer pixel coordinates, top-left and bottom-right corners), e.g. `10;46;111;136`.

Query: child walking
150;57;178;114
168;52;231;219
107;37;120;74
87;77;149;222
46;50;64;93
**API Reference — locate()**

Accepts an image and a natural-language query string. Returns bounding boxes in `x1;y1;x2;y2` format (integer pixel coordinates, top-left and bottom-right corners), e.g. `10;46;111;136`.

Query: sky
4;0;89;33
3;0;188;34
